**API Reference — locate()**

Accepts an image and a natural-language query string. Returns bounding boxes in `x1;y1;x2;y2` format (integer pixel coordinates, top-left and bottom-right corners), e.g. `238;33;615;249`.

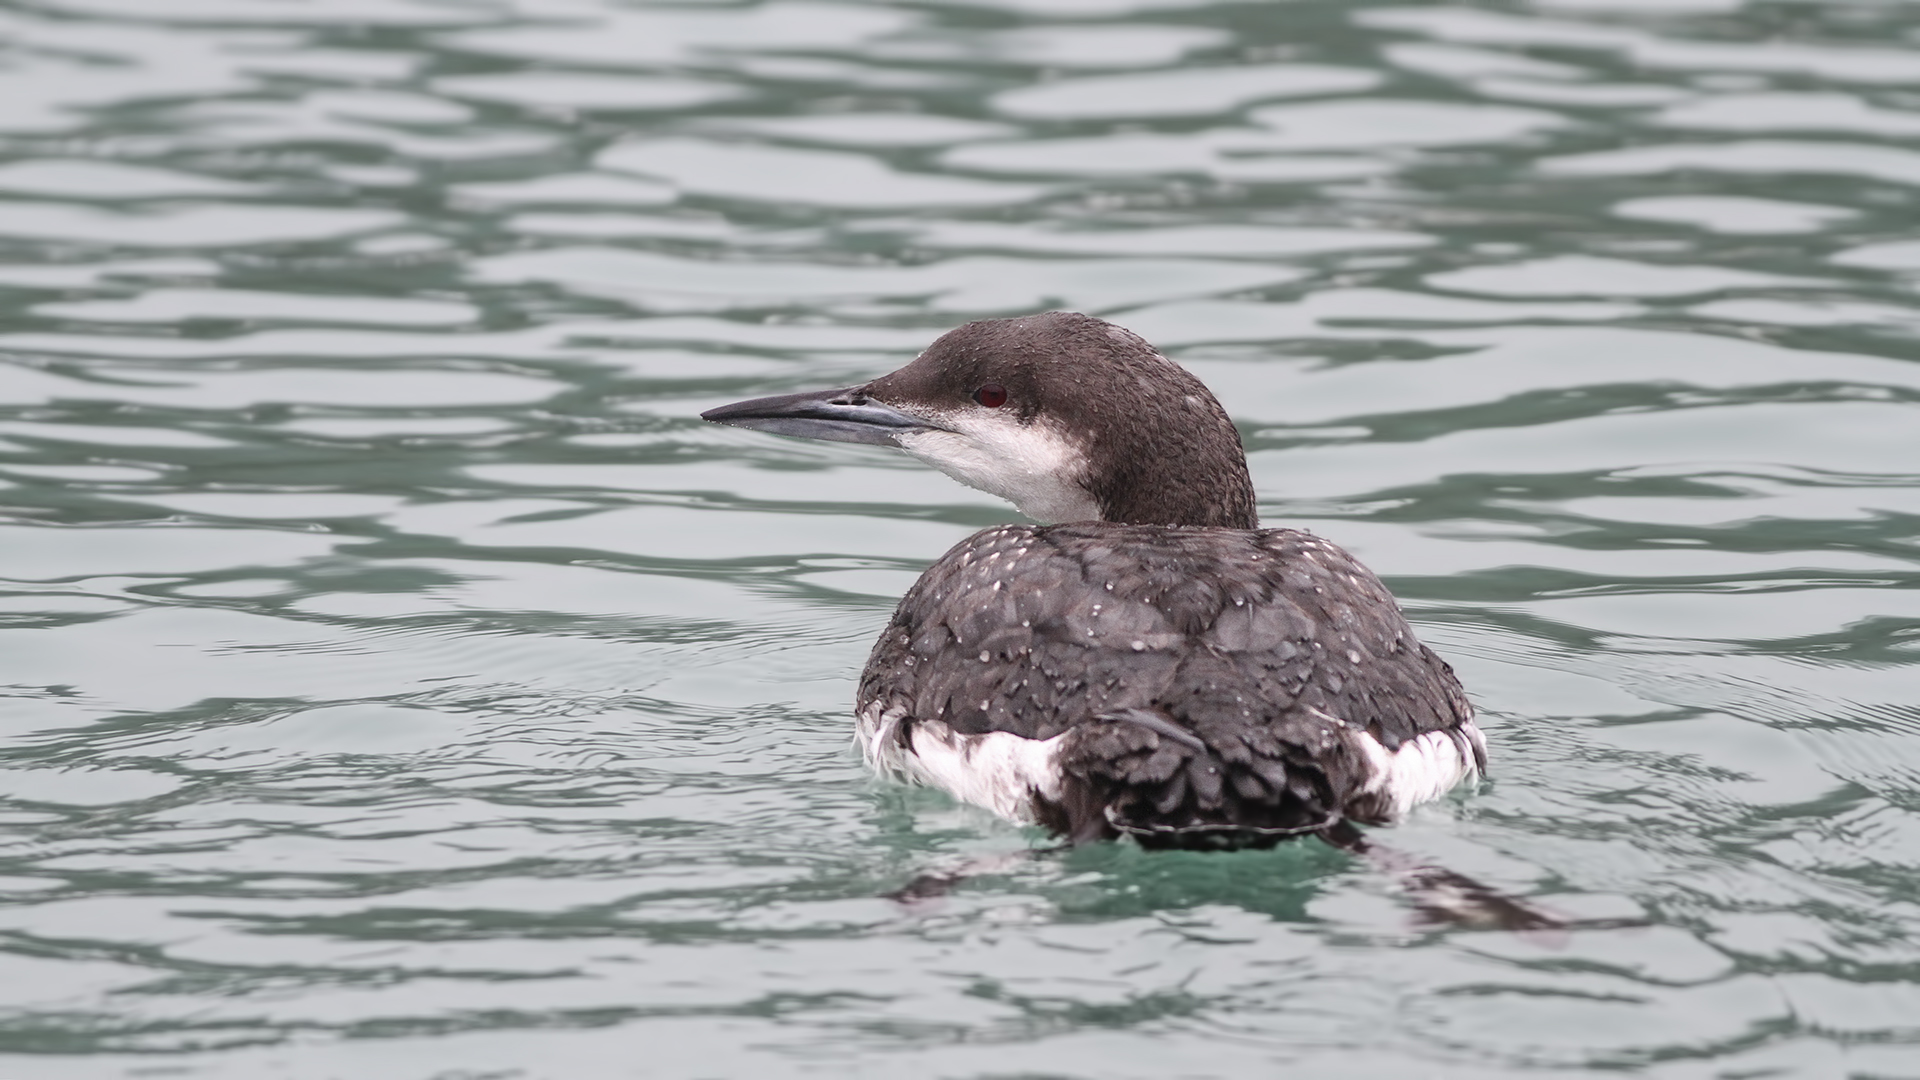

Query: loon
703;311;1485;851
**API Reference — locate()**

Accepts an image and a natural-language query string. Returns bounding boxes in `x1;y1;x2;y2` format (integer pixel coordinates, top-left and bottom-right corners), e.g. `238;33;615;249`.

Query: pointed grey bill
701;386;938;447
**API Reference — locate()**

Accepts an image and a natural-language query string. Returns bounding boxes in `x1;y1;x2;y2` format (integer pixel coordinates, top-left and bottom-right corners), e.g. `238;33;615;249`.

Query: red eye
972;383;1007;408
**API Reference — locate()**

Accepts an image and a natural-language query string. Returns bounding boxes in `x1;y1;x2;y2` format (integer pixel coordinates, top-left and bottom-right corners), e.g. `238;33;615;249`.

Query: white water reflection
0;0;1917;1074
1247;98;1564;148
35;290;478;327
945;131;1389;181
1834;240;1920;270
992;63;1381;119
1361;6;1920;83
602;138;1046;207
1426;254;1828;297
452;172;678;207
0;202;401;246
442;2;918;67
898;221;1433;257
0;160;261;199
475;246;1303;313
707;113;1018;148
435;72;748;112
1541;139;1920;184
877;22;1228;68
1611;194;1856;234
1474;76;1690;107
1656;91;1920;137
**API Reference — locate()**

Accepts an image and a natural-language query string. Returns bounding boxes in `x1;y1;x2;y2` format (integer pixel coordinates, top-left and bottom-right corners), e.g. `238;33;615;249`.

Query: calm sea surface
1;0;1918;1076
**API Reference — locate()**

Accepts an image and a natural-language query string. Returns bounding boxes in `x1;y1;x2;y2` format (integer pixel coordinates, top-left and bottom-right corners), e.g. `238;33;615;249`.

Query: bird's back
856;522;1481;848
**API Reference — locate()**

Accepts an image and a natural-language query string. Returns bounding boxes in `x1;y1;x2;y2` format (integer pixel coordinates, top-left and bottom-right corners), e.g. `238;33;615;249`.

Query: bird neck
1089;444;1259;529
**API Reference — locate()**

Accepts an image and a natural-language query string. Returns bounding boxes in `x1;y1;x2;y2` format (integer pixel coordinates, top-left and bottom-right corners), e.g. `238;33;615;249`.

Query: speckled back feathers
857;522;1477;846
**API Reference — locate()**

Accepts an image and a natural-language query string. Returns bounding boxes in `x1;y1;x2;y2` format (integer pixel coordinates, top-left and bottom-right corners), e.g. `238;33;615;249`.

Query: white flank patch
857;703;1066;822
894;412;1100;524
1349;723;1486;821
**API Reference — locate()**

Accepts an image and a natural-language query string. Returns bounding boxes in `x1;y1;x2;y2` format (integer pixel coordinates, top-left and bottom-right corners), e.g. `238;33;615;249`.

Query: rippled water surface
2;0;1919;1075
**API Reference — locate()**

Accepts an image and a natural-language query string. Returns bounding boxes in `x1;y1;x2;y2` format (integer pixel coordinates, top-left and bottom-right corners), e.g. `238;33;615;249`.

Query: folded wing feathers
856;523;1480;846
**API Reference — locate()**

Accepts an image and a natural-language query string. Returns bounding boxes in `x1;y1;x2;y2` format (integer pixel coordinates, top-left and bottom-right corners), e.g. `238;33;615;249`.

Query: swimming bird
702;311;1485;852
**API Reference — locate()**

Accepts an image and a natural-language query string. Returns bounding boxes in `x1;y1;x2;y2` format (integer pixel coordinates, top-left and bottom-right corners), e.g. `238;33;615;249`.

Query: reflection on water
0;0;1917;1075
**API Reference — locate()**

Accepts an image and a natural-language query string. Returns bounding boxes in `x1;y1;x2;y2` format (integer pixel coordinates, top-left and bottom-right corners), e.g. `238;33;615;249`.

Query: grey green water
1;0;1918;1076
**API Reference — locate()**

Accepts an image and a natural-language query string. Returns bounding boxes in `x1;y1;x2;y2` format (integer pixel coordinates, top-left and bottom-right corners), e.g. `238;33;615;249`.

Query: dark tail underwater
1314;820;1567;935
888;826;1644;940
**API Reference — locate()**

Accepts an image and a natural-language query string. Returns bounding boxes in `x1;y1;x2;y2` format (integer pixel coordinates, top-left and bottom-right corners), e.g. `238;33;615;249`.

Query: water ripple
0;0;1917;1074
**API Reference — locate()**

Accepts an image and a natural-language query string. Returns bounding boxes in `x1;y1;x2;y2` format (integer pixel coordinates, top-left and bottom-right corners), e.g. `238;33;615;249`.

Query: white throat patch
894;410;1101;524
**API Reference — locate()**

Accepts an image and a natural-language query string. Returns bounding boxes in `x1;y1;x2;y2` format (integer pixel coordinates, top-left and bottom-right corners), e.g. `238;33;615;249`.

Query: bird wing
856;522;1476;840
